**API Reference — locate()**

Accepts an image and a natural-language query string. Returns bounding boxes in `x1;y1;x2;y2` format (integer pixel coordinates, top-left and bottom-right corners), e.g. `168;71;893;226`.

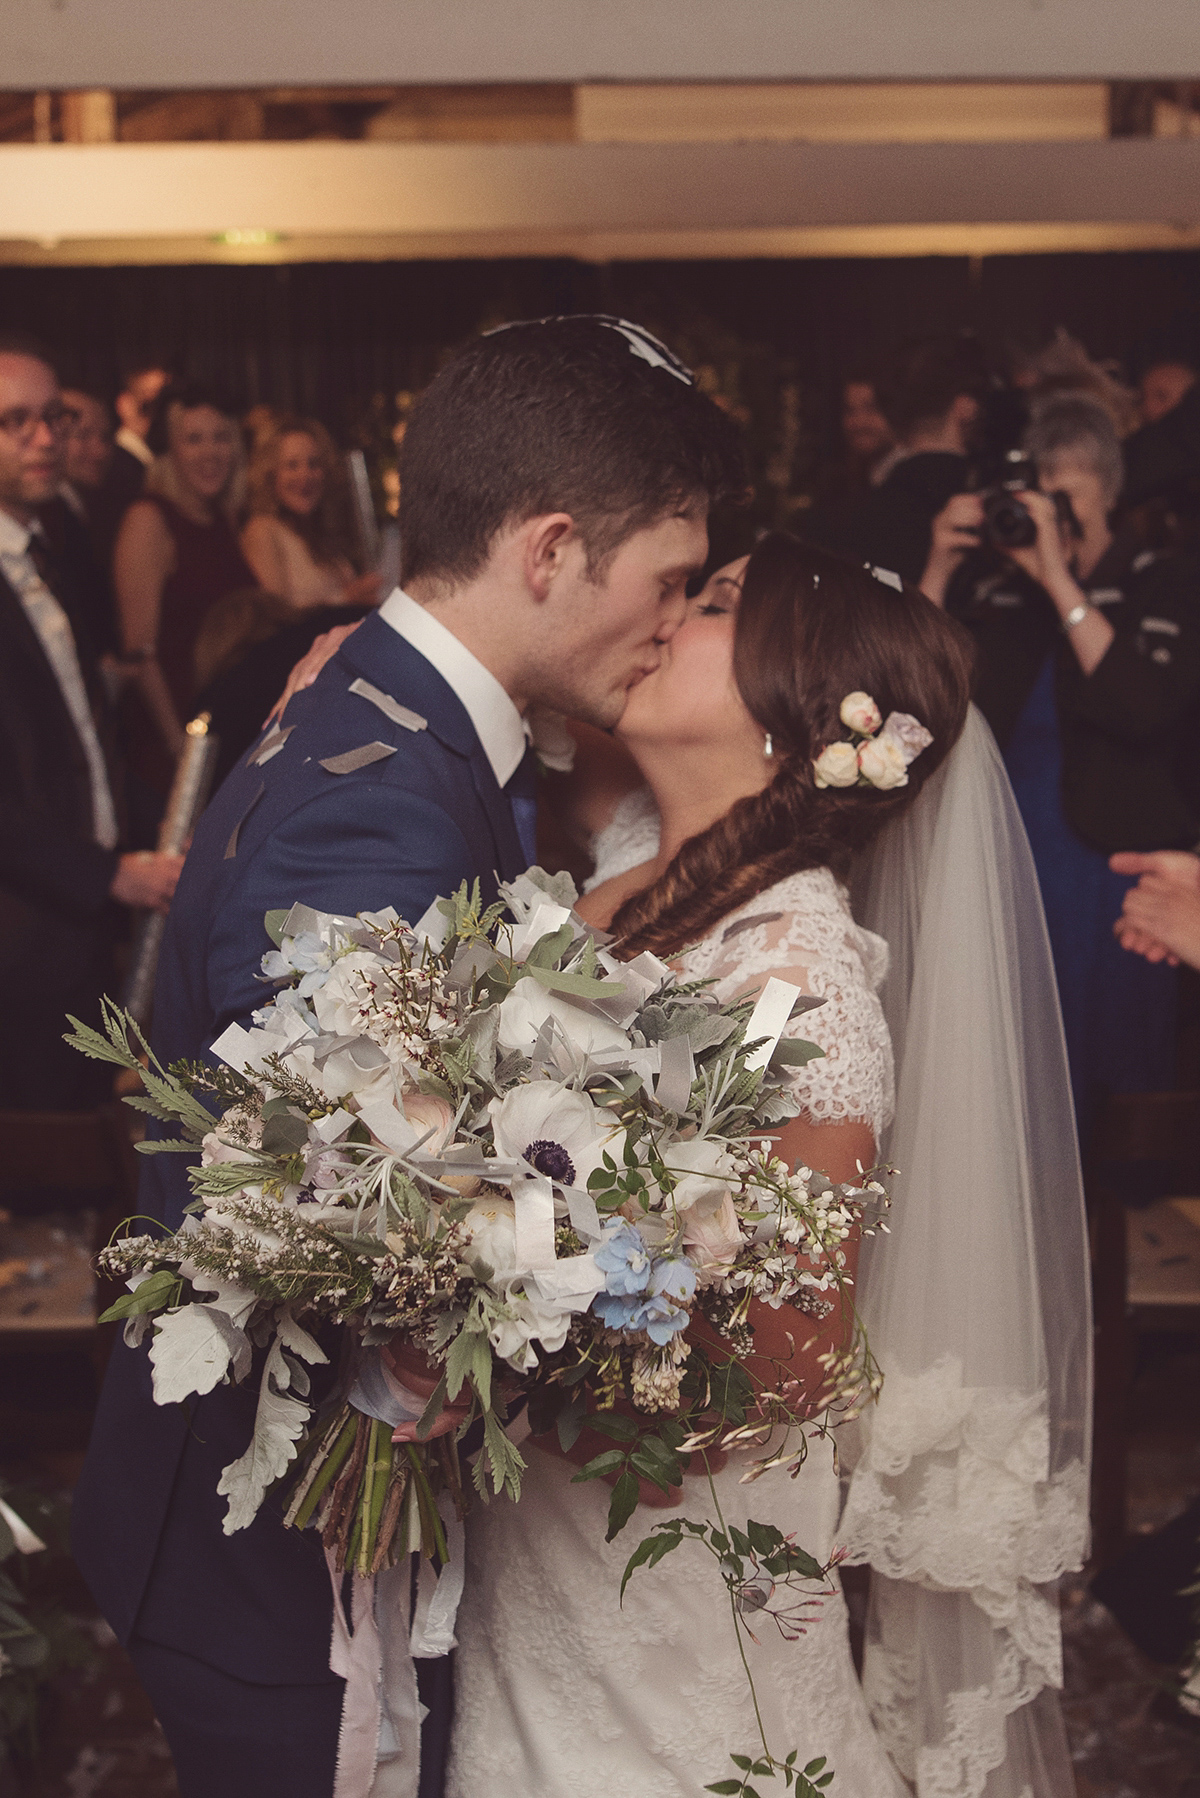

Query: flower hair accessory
813;692;934;792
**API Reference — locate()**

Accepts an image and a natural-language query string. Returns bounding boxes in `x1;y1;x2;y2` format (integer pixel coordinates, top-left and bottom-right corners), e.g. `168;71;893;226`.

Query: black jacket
840;451;968;586
948;535;1200;854
0;560;122;1105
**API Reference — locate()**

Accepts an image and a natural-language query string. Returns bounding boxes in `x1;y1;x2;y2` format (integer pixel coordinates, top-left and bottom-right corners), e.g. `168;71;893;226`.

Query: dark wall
2;249;1197;438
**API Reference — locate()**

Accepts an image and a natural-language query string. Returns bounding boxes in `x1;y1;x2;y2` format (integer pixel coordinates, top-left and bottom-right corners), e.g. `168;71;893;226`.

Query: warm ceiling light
215;228;281;246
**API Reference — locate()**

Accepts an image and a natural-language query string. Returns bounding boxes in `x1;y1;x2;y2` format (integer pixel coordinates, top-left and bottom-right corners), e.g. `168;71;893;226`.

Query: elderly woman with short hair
921;392;1200;1135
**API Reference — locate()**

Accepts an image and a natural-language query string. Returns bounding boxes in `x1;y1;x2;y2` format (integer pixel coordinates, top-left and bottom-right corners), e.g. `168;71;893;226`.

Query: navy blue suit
72;614;527;1795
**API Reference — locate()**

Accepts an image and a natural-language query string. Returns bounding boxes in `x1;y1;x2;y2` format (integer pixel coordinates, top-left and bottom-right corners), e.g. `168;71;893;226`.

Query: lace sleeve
678;869;894;1145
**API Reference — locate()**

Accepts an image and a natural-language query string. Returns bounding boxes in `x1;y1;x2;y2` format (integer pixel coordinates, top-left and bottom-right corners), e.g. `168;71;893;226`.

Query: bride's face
616;557;762;758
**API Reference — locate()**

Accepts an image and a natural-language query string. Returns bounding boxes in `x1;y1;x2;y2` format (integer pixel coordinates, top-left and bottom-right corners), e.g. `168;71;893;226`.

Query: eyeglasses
0;404;70;443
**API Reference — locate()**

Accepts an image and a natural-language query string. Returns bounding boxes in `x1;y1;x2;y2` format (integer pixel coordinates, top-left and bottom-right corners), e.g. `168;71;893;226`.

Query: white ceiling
7;0;1200;88
3;137;1200;265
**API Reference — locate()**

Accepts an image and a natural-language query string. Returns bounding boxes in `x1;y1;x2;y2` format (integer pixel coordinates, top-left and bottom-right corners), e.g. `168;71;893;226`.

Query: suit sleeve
1066;559;1200;746
204;780;477;1032
0;797;118;919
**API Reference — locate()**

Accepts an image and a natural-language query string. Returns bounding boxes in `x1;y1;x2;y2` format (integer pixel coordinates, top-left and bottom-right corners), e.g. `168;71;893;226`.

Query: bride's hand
263;620;363;726
381;1339;473;1443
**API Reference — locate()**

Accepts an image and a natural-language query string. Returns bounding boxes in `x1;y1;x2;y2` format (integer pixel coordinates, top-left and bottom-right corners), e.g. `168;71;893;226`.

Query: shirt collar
379;587;527;788
0;508;33;558
115;426;154;466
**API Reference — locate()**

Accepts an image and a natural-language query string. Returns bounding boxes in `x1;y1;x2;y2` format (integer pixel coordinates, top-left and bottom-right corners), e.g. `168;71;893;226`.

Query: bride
274;533;1091;1797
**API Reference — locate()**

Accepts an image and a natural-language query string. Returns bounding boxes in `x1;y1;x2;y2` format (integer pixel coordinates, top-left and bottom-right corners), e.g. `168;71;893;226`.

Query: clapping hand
1111;850;1200;970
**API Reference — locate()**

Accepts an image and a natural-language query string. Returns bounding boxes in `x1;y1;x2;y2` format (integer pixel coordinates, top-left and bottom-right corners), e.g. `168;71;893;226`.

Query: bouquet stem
371;1460;411;1573
287;1407;359;1531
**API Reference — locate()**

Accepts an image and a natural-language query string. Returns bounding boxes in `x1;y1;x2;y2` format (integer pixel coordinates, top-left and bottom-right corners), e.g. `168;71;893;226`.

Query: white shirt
115;425;154;467
0;508;120;852
379;587;527;789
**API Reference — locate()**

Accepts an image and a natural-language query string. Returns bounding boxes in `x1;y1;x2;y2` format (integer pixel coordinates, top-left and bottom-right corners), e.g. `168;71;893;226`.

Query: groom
71;316;744;1798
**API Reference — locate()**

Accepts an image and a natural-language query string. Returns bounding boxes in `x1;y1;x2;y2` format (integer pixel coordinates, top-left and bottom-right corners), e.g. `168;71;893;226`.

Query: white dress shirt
0;507;120;852
115;425;154;467
379;587;527;788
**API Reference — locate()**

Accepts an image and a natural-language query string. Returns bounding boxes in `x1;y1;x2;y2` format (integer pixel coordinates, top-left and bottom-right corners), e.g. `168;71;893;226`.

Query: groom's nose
654;593;689;641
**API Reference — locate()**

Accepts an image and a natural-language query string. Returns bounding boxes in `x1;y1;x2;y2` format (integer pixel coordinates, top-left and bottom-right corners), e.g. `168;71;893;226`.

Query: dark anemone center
524;1139;576;1185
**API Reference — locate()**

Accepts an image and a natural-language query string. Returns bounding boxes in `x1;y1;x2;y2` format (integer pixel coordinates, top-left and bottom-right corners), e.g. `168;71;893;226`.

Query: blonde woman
115;381;254;787
241;416;379;613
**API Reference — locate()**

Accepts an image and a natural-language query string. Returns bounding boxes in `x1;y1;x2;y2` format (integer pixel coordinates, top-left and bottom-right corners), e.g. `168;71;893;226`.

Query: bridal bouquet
67;872;885;1597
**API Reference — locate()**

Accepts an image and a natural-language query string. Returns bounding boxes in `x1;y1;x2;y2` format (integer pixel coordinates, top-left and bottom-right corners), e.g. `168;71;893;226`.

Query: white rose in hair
879;711;934;766
839;691;882;735
812;741;860;789
857;734;909;791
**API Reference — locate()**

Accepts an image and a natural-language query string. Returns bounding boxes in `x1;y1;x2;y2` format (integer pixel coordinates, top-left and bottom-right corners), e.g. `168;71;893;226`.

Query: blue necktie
504;744;539;868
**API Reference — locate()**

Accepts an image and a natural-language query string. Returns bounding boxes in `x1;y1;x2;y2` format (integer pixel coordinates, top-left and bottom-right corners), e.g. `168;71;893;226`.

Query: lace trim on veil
849;711;1092;1798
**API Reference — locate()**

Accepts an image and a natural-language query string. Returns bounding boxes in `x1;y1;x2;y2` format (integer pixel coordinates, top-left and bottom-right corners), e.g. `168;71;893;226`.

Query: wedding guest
240;416;379;612
90;361;171;571
60;387;115;508
112;361;170;496
803;374;895;553
0;335;181;1111
43;387;120;656
114;380;256;791
1139;355;1197;428
836;335;987;583
922;392;1200;1134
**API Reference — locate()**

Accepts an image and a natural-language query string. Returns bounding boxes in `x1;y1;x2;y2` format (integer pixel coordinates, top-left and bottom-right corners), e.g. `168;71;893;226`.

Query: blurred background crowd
6;288;1200;1139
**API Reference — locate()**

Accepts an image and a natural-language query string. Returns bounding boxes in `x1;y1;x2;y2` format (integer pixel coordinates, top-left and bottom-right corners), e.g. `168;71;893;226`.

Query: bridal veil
846;705;1092;1798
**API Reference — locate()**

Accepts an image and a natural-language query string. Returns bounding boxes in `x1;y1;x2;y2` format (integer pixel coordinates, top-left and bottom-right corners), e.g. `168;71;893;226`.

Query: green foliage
97;1265;182;1324
0;1487;94;1756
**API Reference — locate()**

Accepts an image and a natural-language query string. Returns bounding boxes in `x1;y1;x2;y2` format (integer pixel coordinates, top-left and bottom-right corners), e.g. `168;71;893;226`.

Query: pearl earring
764;733;774;759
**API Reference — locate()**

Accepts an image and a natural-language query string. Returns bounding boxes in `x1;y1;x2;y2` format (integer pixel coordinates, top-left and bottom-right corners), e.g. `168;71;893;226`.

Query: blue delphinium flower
638;1256;698;1344
594;1222;652;1296
592;1223;696;1342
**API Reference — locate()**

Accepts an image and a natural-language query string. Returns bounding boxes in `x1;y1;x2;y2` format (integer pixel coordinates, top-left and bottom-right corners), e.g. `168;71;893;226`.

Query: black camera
975;449;1083;553
978;448;1045;550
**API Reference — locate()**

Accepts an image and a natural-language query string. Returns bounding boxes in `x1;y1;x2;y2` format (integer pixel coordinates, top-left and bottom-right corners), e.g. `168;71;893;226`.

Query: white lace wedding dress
446;866;906;1798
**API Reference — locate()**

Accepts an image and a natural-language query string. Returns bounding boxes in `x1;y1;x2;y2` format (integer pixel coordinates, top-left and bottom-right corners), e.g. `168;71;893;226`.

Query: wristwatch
1062;601;1091;632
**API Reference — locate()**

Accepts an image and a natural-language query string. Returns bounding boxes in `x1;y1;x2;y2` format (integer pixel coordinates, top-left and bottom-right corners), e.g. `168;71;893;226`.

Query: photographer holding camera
921;392;1200;1132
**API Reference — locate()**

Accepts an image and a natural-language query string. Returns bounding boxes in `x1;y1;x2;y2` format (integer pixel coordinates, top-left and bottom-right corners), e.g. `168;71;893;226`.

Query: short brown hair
879;335;988;439
613;534;974;956
398;317;747;589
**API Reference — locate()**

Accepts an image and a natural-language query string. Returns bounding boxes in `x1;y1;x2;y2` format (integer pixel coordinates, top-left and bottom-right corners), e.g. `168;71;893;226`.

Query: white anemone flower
464;1195;521;1284
496;976;629;1064
662;1135;738;1214
487;1292;573;1369
488;1082;617;1191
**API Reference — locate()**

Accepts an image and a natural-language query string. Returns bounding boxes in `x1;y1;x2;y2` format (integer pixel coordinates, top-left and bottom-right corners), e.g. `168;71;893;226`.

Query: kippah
484;314;694;387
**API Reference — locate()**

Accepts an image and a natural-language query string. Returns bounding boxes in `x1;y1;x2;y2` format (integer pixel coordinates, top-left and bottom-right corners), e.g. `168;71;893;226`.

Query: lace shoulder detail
678;868;894;1143
584;786;661;892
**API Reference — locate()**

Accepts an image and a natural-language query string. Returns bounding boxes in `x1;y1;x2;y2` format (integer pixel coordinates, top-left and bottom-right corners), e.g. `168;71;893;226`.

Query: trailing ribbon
328;1555;423;1798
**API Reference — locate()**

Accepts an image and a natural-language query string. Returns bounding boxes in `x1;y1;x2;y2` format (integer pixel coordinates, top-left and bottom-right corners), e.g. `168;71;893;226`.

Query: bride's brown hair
611;532;974;958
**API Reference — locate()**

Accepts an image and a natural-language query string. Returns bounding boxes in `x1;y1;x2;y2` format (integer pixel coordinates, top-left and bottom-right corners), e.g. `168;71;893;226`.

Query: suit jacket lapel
339;612;524;881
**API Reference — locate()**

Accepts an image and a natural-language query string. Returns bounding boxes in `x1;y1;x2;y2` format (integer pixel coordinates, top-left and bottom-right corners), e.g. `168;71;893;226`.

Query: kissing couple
74;317;1090;1798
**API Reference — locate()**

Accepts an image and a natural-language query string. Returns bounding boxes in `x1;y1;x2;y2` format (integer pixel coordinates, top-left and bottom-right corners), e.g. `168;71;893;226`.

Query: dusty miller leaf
147;1304;247;1406
217;1335;312;1534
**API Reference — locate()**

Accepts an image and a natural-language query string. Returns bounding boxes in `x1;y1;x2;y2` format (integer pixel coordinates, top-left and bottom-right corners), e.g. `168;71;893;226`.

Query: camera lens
981;489;1037;550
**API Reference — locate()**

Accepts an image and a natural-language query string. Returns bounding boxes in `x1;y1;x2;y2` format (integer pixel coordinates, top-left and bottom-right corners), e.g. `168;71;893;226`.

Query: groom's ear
519;513;580;603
